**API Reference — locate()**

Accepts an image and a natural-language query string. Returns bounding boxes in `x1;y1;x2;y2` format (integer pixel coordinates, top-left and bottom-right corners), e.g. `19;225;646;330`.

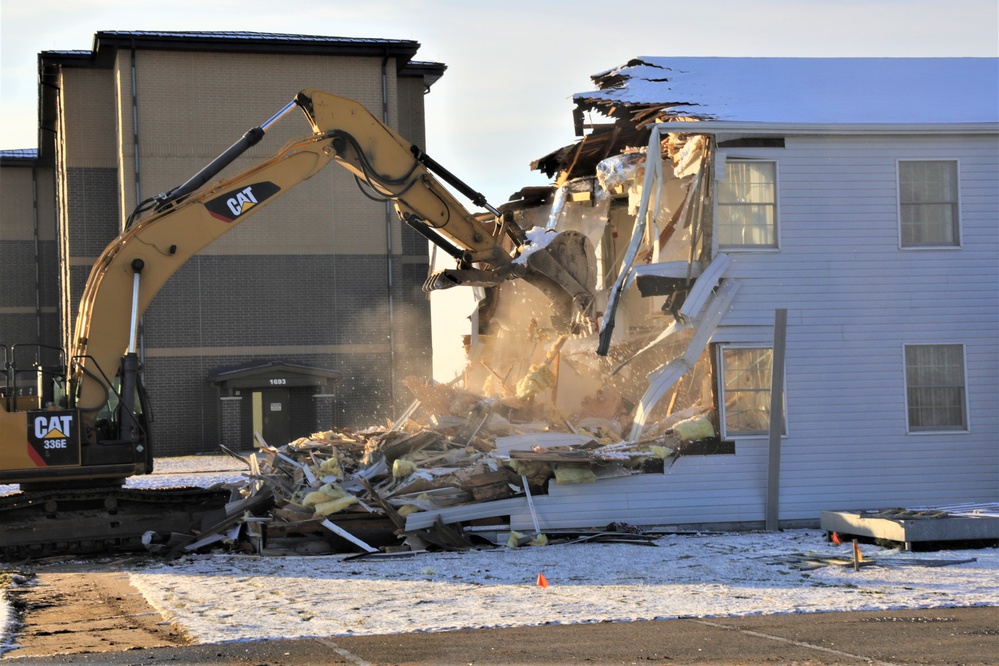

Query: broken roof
575;57;999;125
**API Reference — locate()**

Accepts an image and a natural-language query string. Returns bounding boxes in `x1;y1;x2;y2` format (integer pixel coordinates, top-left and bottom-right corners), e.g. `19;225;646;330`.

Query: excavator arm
297;89;524;279
0;88;598;553
68;89;595;442
298;88;596;303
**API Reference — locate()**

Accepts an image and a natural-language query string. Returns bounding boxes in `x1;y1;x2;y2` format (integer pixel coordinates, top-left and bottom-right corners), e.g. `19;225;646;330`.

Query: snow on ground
0;454;248;654
3;455;997;649
0;454;246;498
123;455;247;489
0;587;12;655
128;531;997;644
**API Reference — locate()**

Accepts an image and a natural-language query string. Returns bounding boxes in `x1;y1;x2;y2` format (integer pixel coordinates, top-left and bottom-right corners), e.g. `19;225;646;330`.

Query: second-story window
898;160;960;248
717;160;778;249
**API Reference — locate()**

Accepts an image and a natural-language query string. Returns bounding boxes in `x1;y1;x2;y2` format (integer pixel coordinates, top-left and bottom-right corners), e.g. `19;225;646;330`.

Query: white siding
720;134;998;520
536;134;999;531
511;452;769;531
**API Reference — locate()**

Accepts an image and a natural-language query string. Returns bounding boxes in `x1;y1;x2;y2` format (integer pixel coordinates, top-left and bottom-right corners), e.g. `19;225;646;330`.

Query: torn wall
171;56;998;554
168;130;744;557
461;125;729;445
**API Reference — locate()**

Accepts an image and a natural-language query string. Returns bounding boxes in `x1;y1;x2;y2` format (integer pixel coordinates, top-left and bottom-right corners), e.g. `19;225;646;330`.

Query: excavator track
0;486;232;561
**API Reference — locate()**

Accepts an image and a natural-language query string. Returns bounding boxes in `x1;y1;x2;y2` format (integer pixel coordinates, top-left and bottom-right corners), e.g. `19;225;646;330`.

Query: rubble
152;118;739;558
154;370;721;558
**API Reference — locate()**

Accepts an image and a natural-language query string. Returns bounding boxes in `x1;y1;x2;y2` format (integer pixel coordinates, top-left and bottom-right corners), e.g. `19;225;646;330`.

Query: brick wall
140;254;400;347
44;42;436;457
65;167;120;334
0;162;62;365
143;351;393;455
66;168;119;256
219;396;243;451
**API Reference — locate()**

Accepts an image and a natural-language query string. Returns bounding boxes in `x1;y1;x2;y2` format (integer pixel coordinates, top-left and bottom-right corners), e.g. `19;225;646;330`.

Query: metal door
259;388;291;447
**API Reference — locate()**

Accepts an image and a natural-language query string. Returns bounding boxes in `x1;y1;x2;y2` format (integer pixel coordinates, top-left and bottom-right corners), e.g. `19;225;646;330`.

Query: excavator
0;88;596;558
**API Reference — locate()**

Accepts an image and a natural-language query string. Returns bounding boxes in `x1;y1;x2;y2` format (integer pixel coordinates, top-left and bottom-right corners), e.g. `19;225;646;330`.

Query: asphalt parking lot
6;605;996;665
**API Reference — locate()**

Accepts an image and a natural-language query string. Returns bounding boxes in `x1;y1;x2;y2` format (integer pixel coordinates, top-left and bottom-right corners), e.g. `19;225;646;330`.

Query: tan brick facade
0;154;60;374
3;32;443;455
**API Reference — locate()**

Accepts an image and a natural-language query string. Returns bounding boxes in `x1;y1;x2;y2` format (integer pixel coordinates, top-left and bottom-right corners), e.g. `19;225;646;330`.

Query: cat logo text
205;181;281;223
26;409;81;467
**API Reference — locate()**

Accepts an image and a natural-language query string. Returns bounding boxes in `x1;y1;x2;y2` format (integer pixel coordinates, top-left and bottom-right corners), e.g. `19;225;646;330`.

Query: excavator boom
1;89;595;501
0;88;596;557
65;90;594;428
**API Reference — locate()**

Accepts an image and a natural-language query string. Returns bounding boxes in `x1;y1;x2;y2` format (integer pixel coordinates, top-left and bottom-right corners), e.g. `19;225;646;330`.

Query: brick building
0;31;445;455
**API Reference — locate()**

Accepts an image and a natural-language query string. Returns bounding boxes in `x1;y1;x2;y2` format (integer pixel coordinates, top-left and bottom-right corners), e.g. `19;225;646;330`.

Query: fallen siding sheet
613;253;731;375
405;497;530;531
509;469;766;531
820;506;999;548
598;127;664;355
630;279;740;439
493;433;597;455
678;252;730;321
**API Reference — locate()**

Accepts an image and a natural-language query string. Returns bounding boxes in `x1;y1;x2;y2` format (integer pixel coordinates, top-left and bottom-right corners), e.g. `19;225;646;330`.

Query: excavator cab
1;342;152;489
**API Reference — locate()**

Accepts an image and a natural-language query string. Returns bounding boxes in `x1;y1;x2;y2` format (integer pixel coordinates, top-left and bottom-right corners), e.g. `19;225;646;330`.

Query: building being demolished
471;59;755;447
438;56;998;532
143;57;997;557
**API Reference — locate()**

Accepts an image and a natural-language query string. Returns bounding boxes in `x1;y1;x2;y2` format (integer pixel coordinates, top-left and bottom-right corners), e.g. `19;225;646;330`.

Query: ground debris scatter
141;368;723;558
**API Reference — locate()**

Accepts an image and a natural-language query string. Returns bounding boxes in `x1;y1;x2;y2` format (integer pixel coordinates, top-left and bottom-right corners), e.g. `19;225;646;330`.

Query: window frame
902;342;970;434
717;344;787;439
715;158;780;251
896;159;962;250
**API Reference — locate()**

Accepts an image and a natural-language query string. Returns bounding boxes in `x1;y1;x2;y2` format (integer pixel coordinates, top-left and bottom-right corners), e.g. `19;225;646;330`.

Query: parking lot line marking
316;638;372;666
689;618;900;666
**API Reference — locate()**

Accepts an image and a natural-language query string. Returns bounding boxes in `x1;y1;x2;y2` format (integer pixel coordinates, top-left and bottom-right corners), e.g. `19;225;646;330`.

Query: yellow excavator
0;88;595;557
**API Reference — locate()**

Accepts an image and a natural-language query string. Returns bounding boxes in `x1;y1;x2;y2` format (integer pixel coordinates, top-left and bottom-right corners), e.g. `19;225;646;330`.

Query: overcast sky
2;0;996;205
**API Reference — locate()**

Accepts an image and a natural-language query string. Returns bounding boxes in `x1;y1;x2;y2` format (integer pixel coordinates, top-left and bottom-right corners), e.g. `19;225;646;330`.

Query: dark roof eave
91;31;421;69
400;61;447;90
38;50;94;68
35;31;444;160
0;149;39;166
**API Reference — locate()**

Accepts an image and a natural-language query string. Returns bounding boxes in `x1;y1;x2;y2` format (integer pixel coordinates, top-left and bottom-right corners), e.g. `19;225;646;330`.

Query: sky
1;0;997;205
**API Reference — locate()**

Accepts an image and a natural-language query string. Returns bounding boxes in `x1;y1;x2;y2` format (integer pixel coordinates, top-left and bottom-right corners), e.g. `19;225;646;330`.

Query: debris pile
153;376;718;558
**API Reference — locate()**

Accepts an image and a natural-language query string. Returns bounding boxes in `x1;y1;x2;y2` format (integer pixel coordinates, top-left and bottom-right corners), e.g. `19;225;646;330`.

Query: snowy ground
0;590;10;655
2;456;997;650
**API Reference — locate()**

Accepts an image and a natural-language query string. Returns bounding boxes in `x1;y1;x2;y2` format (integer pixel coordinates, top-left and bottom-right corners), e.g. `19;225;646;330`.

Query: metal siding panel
509;451;767;530
709;134;998;523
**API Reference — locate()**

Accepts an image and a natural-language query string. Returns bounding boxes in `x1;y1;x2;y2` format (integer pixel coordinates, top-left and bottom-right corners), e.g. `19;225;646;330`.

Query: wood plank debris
147;364;733;558
321;519;378;553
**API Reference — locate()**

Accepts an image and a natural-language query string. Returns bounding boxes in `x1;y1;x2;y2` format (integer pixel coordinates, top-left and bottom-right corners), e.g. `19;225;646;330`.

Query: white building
502;58;998;530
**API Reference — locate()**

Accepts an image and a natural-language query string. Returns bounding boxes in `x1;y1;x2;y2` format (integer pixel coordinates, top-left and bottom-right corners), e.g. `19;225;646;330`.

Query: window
719;346;783;436
898;160;960;247
904;344;968;432
717;160;777;248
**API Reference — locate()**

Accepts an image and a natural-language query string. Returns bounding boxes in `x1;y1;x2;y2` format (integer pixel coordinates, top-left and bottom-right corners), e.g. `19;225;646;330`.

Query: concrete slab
820;503;999;550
